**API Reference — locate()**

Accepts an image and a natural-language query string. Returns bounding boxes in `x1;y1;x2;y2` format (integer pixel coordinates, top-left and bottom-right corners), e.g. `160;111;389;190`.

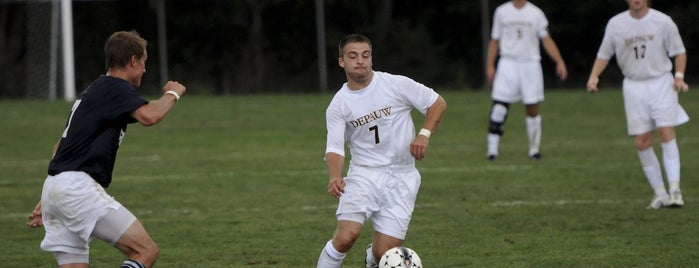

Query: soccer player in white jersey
316;34;447;268
587;0;689;209
486;0;567;160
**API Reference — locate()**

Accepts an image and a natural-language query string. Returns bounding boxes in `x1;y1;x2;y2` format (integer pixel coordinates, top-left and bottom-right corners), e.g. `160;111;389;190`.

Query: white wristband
165;90;180;101
418;128;432;138
675;72;685;79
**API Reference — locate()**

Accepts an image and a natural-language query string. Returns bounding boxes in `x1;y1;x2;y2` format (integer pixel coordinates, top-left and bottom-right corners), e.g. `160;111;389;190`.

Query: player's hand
327;177;345;198
586;76;599;93
486;66;496;83
557;63;568;80
162;81;187;97
410;135;429;160
26;210;43;228
674;79;689;92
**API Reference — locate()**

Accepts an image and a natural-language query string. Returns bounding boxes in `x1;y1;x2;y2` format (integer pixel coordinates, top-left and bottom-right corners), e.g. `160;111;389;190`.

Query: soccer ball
379;246;422;268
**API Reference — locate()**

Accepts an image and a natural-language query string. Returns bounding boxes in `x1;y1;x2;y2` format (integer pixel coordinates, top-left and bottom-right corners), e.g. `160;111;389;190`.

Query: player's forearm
325;153;344;180
51;140;60;158
132;96;177;126
674;53;687;74
542;36;565;66
588;59;609;79
422;96;447;134
486;40;499;69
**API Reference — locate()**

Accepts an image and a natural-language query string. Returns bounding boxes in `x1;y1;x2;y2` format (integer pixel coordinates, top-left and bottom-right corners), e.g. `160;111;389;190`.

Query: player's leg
488;58;519;161
487;100;510;160
652;75;688;207
366;231;403;268
93;206;158;268
525;103;542;159
52;253;89;268
635;132;668;209
658;127;683;207
317;219;363;268
622;79;668;208
40;172;106;267
367;168;420;267
522;61;544;159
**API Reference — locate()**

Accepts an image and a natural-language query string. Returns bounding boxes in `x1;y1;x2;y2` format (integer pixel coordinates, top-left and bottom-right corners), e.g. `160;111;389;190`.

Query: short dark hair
338;34;372;57
104;30;147;70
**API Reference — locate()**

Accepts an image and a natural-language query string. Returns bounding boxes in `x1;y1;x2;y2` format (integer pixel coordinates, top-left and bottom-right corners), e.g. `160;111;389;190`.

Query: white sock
661;139;681;192
487;133;500;156
120;259;145;268
526;115;541;156
366;244;377;268
637;147;667;197
317;240;345;268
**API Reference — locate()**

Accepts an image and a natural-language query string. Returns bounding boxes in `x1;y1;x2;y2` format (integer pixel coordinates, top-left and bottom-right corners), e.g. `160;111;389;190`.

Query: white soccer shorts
336;165;421;240
40;171;135;255
622;74;689;135
492;57;544;105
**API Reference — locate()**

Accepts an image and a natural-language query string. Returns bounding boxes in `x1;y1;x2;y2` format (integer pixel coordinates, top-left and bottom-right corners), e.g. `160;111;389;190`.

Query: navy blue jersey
48;75;148;187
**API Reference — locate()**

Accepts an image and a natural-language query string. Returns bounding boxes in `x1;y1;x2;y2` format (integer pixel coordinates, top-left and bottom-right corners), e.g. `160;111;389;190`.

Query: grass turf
1;89;698;267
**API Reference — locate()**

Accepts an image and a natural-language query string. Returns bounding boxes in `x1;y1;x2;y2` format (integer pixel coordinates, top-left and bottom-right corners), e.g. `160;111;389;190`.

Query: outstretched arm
131;81;187;126
411;95;447;160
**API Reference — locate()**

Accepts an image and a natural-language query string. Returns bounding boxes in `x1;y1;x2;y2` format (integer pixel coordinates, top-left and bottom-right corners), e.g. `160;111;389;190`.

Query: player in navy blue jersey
27;30;186;268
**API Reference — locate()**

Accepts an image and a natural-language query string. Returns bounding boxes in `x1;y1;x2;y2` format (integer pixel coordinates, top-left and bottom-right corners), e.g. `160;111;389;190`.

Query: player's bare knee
126;241;158;266
332;230;361;252
142;241;159;263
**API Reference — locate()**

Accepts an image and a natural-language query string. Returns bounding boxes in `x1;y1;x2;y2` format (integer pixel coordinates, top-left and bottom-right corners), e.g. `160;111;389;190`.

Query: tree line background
1;0;698;98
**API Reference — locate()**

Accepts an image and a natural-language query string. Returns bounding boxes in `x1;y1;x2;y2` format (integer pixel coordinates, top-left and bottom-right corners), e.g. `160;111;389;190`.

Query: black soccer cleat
529;153;541;160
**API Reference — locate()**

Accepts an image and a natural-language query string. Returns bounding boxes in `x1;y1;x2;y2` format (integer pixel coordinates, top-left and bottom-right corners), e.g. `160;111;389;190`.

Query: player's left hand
556;63;568;80
410;136;429;160
26;210;43;228
674;80;689;92
327;177;345;199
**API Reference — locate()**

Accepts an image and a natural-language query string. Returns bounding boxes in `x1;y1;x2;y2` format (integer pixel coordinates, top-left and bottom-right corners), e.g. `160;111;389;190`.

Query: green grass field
2;89;698;267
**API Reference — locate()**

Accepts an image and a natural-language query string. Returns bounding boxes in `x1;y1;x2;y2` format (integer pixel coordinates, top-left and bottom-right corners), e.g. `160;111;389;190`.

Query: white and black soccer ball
379;246;422;268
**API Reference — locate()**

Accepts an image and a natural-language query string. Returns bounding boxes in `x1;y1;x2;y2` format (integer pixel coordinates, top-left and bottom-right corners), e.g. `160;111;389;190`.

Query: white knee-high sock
661;139;681;192
638;147;667;197
487;133;500;156
526;115;541;156
317;240;345;268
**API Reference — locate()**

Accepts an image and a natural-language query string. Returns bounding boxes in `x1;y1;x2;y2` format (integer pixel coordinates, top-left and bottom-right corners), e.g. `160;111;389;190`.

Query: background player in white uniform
316;34;447;268
587;0;689;209
26;31;186;268
486;0;567;160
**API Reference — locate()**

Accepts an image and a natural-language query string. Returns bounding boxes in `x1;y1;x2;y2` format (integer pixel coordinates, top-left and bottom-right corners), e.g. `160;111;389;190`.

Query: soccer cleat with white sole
646;195;669;209
668;190;684;208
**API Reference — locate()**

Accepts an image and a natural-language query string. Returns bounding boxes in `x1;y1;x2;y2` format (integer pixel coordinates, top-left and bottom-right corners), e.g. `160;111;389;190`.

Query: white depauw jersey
596;9;686;80
491;1;549;61
325;71;439;167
